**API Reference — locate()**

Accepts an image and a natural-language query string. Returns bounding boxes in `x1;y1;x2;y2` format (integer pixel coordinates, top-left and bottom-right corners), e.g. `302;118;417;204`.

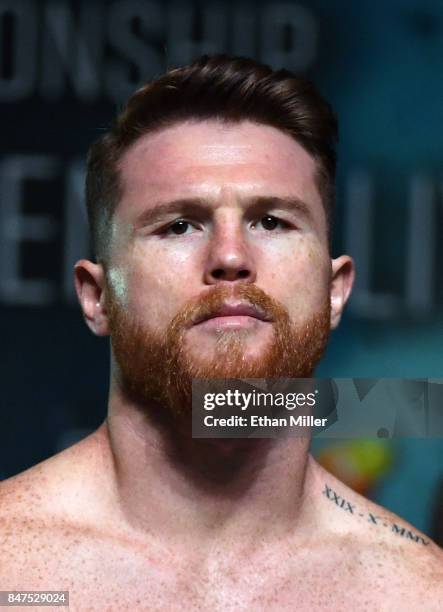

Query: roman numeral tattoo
322;484;429;546
323;484;355;514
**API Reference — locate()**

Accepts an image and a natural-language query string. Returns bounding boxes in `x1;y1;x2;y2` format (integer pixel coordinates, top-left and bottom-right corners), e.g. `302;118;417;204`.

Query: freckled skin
1;120;442;610
107;121;334;367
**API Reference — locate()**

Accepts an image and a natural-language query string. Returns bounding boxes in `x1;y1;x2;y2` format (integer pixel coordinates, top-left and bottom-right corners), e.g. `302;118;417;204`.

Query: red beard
108;282;331;422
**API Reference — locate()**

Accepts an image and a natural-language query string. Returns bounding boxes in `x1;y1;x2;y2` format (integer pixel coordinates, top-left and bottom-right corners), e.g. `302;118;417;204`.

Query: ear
74;259;110;336
330;255;355;330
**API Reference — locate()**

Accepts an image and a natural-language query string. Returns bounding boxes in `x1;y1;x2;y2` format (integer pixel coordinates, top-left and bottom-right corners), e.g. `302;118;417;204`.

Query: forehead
117;119;325;225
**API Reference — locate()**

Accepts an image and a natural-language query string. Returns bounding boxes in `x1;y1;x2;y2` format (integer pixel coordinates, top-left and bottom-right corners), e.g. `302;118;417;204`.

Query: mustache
171;283;291;332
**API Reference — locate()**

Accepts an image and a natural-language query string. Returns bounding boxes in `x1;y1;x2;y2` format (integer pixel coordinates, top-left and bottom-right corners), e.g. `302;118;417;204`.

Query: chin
187;323;273;354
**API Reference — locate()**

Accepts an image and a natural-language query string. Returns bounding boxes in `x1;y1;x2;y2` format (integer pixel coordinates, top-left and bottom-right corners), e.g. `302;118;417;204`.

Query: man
1;55;442;610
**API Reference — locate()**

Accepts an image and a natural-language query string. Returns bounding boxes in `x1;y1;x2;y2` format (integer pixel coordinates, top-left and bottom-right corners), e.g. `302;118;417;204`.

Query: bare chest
14;562;371;612
6;536;421;612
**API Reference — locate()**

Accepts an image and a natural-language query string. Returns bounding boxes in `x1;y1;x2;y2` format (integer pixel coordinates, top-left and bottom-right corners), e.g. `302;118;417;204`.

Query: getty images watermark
191;378;443;439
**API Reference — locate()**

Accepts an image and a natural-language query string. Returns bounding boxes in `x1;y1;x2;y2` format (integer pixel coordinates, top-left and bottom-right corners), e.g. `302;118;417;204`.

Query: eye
163;219;197;236
252;215;289;231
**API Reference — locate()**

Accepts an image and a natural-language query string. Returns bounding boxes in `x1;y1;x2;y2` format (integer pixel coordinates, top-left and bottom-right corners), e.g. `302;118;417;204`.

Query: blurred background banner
1;0;442;539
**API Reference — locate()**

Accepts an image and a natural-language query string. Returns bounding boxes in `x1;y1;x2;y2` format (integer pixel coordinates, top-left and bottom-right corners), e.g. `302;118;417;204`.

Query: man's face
103;119;336;418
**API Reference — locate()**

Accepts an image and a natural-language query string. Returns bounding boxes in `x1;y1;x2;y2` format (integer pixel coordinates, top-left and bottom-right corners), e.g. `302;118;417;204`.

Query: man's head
75;55;354;421
86;54;338;262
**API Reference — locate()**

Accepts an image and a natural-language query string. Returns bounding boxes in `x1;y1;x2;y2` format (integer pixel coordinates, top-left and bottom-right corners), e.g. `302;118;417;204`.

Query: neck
104;381;319;549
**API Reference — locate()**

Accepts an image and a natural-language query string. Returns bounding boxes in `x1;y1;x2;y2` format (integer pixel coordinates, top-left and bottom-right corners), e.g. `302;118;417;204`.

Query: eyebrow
134;195;314;228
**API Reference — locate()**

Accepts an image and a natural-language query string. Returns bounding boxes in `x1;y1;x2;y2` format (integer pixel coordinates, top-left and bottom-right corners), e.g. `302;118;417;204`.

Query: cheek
122;241;199;327
262;237;330;310
132;237;199;271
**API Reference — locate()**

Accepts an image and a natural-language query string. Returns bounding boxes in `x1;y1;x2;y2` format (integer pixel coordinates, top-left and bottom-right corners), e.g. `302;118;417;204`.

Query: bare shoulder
0;424;110;517
311;461;443;605
0;425;116;583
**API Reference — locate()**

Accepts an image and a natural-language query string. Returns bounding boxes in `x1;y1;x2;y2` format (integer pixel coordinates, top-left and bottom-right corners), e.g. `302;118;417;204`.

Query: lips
193;302;272;325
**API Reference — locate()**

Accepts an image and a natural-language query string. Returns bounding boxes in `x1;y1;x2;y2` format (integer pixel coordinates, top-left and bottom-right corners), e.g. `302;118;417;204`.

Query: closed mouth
193;302;272;325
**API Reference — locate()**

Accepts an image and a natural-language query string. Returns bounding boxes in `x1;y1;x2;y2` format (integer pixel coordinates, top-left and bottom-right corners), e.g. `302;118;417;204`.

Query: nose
203;221;257;285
